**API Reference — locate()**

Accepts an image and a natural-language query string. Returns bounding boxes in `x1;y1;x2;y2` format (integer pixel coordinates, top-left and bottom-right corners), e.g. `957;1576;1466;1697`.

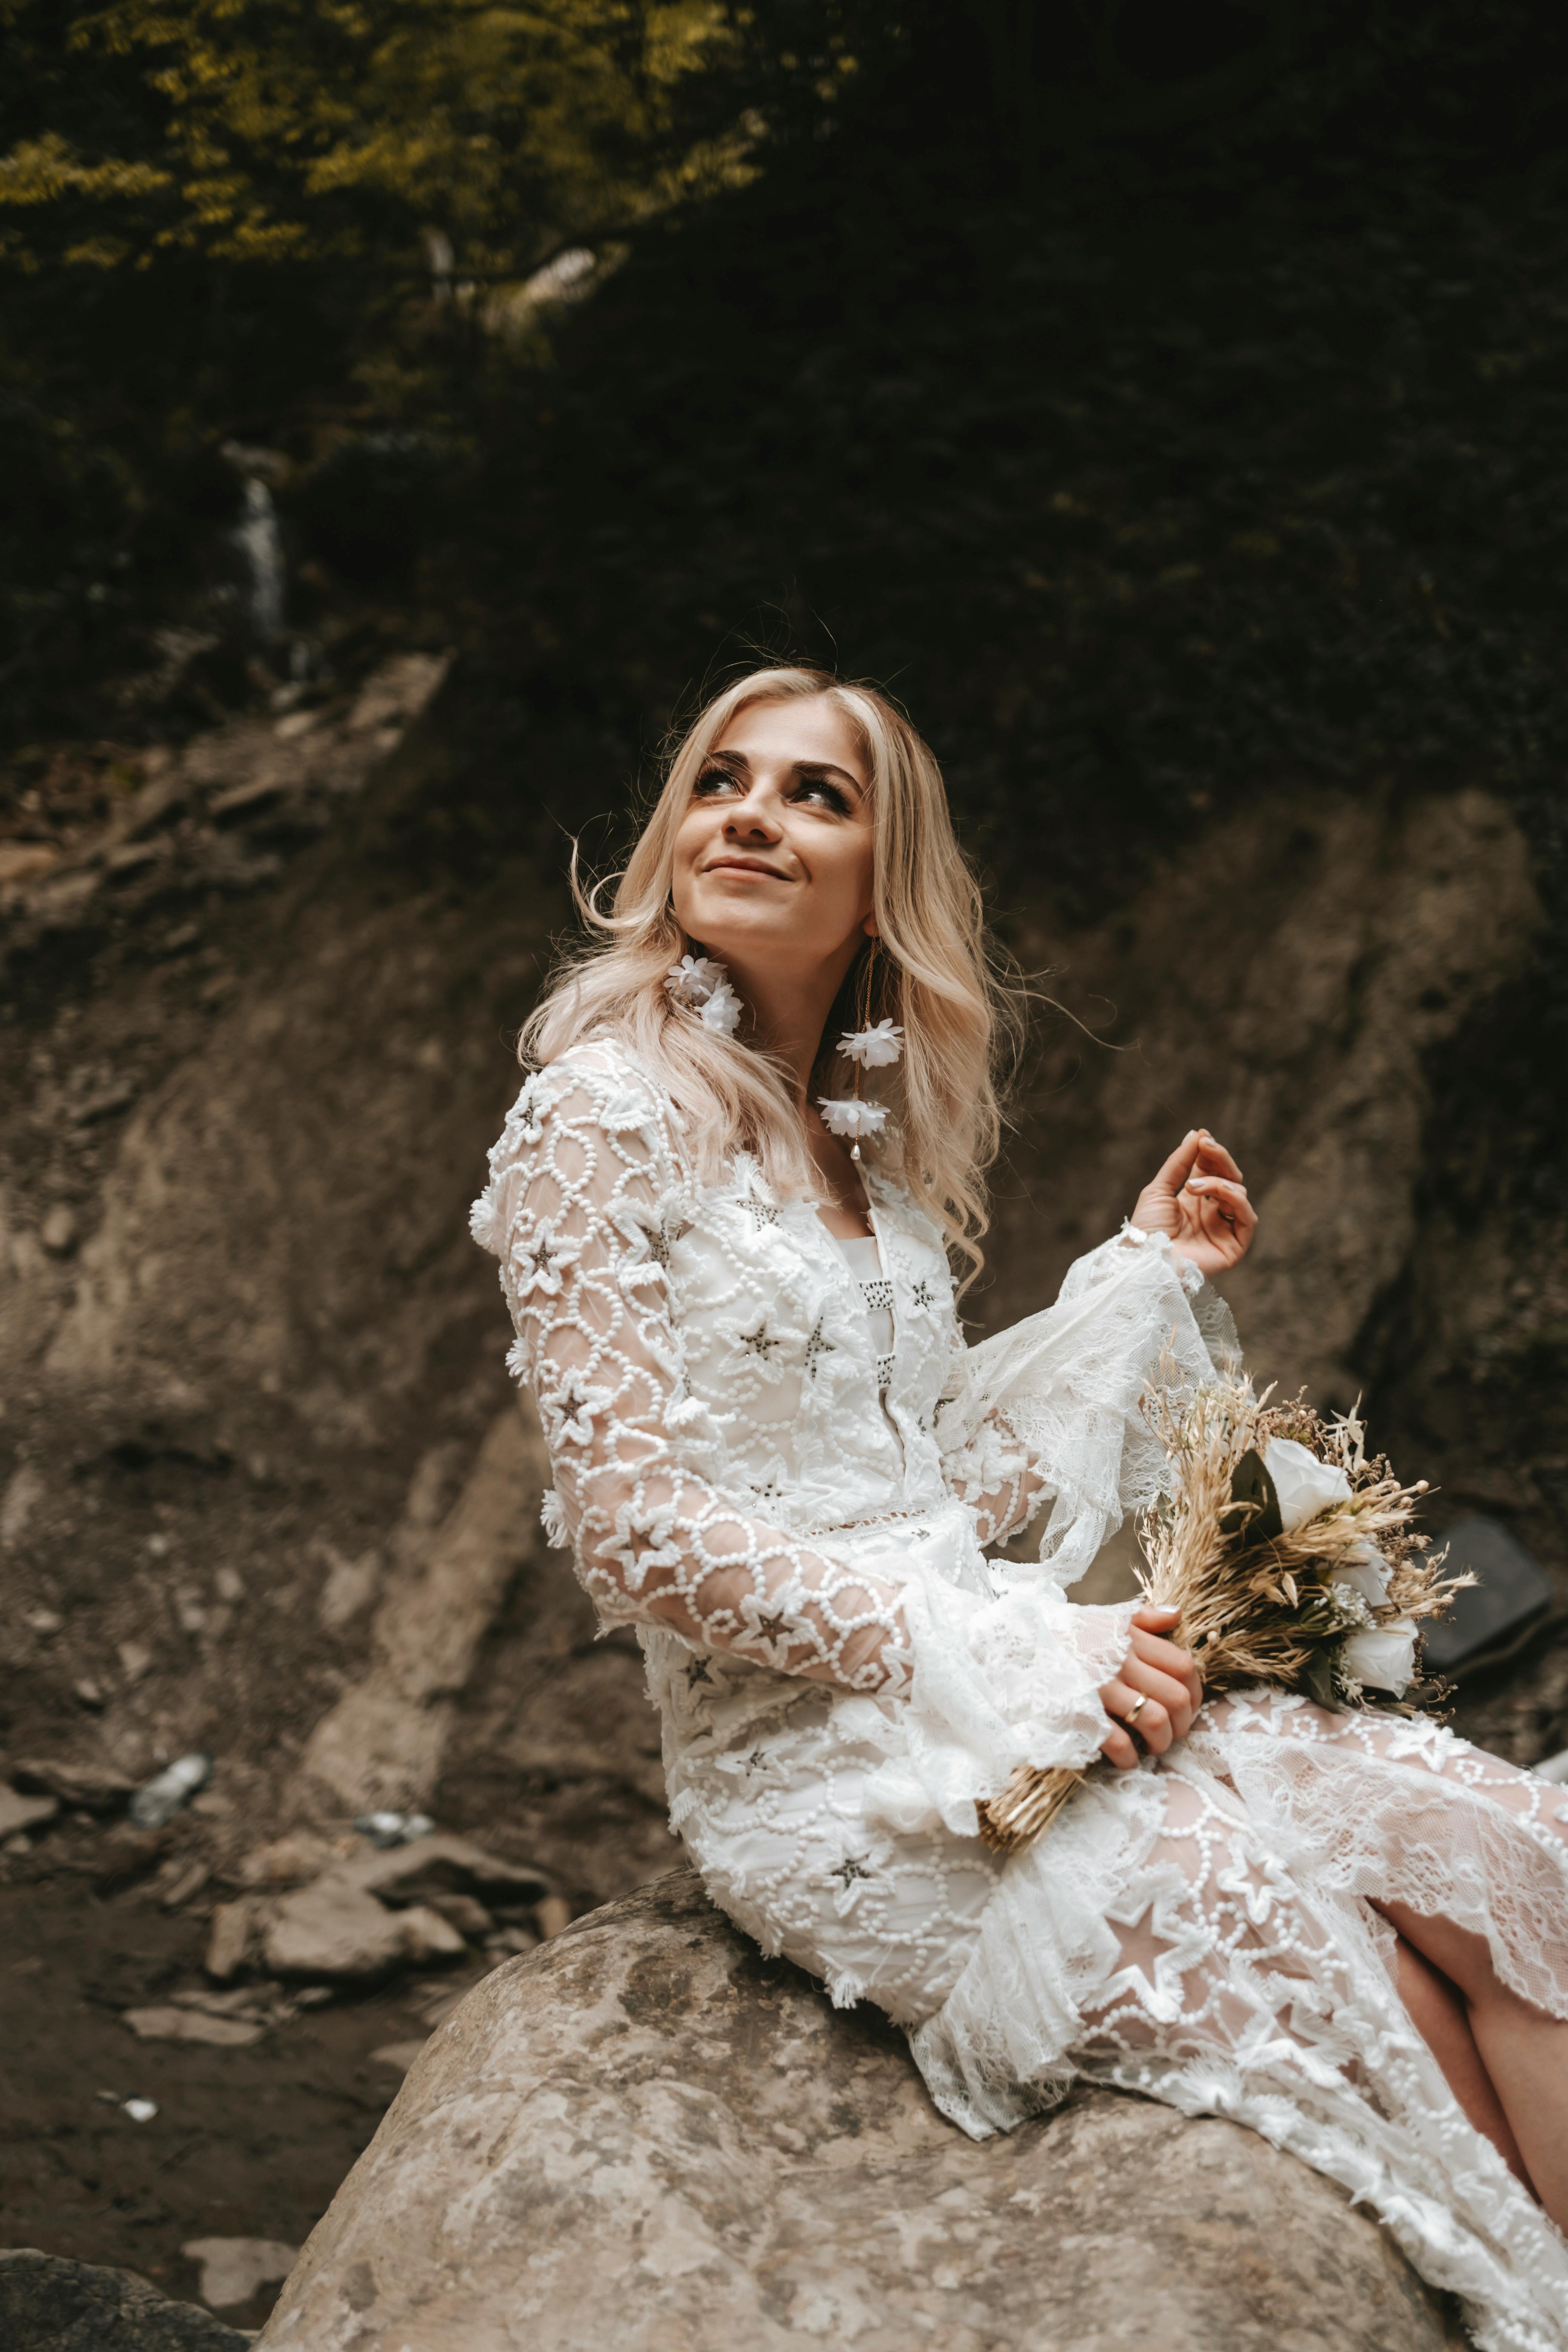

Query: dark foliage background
5;0;1568;1254
5;4;1567;868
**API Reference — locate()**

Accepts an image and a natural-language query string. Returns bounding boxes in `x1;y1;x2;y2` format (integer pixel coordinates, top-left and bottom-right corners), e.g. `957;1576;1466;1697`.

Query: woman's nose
722;788;782;839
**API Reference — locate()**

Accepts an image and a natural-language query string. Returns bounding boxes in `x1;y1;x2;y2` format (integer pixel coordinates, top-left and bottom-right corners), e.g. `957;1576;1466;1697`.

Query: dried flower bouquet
977;1372;1471;1855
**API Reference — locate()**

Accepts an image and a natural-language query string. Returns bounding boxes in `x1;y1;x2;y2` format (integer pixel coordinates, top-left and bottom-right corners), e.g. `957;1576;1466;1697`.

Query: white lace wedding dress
473;1039;1568;2352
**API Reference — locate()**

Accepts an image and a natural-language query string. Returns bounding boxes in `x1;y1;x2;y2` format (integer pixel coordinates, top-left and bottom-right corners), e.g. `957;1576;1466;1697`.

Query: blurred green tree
0;0;752;280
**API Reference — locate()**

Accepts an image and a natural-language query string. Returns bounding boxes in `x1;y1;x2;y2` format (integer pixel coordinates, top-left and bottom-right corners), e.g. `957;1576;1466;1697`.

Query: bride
473;665;1568;2352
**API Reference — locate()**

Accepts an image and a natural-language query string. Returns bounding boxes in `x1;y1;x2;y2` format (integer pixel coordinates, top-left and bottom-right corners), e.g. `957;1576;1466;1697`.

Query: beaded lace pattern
477;1038;1568;2352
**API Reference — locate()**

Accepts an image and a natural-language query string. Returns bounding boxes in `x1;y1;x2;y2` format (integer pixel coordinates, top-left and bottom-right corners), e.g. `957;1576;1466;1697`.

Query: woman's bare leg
1380;1898;1568;2220
1383;1922;1533;2190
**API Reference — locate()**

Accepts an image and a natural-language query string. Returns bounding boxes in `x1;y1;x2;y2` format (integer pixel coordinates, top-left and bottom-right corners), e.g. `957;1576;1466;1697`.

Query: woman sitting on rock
475;665;1568;2352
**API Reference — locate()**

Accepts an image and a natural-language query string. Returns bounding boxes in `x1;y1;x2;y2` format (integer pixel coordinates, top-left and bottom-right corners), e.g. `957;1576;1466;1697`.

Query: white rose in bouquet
1335;1539;1395;1611
1263;1436;1352;1531
1340;1620;1421;1696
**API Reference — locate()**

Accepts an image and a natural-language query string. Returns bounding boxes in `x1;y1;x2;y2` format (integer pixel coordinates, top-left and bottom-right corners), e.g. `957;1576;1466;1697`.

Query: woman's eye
792;780;849;813
693;769;741;797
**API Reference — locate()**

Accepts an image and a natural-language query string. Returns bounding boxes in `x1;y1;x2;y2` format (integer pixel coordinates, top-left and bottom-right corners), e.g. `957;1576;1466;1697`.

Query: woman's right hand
1099;1603;1203;1769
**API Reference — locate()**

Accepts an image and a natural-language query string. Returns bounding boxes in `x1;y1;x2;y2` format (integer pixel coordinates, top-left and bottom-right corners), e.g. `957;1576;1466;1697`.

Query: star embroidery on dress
750;1475;784;1504
621;1525;663;1581
1107;1901;1182;1999
911;1277;937;1309
740;1317;782;1360
830;1854;873;1886
648;1210;693;1271
802;1315;834;1380
546;1378;598;1446
740;1747;769;1774
684;1655;713;1689
519;1226;574;1298
738;1181;780;1232
754;1609;791;1641
1217;1848;1279;1926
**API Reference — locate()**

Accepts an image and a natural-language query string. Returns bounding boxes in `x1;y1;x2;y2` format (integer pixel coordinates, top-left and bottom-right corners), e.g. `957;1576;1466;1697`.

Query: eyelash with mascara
694;767;848;813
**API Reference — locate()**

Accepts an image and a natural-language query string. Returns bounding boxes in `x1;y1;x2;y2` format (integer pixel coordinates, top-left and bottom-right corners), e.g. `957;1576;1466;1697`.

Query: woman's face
669;696;876;982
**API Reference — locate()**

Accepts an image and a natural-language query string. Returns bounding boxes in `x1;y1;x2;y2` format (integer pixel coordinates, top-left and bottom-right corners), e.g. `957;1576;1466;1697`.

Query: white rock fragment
181;2236;299;2311
317;1545;380;1629
122;2004;265;2048
205;1899;256;1982
155;1856;211;1912
130;1751;212;1828
0;1463;44;1548
0;1788;59;1839
354;1809;434;1848
254;1833;543;1981
40;1204;78;1256
262;1880;463;1980
368;2039;430;2076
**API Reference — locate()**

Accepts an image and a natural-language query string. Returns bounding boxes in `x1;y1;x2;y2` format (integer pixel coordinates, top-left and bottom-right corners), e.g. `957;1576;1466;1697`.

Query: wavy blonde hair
522;666;1027;1283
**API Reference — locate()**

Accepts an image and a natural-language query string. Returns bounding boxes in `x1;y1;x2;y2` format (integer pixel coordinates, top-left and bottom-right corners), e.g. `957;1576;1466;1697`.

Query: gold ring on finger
1124;1693;1148;1726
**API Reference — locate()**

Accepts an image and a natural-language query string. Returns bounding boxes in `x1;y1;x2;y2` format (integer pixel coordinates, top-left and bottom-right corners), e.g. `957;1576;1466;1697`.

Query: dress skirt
680;1678;1568;2352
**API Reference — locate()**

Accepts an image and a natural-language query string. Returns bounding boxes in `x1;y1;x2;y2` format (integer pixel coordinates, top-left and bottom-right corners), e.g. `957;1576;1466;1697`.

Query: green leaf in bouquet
1220;1448;1284;1545
1300;1645;1344;1711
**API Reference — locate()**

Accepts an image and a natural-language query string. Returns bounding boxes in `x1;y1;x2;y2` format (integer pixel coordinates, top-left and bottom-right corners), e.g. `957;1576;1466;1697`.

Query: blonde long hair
522;666;1027;1284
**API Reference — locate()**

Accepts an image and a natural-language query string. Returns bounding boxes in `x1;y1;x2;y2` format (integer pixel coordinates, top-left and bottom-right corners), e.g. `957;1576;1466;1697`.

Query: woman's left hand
1130;1129;1257;1276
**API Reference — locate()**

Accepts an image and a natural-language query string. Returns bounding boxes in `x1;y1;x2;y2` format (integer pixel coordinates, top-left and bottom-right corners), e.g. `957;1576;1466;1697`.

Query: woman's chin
681;909;800;960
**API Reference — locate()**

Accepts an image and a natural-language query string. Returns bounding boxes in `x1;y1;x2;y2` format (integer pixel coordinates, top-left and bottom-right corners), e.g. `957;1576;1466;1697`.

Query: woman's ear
863;913;880;938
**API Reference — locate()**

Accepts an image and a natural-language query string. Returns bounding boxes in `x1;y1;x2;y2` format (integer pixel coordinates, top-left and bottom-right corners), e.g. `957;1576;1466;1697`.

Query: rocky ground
3;663;1565;2332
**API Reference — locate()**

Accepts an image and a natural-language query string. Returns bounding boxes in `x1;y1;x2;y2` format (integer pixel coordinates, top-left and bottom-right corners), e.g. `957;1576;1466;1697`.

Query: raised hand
1130;1128;1257;1277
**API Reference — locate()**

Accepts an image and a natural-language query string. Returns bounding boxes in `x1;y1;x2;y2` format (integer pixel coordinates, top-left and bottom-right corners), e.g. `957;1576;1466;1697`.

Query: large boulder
258;1867;1466;2352
0;2250;250;2350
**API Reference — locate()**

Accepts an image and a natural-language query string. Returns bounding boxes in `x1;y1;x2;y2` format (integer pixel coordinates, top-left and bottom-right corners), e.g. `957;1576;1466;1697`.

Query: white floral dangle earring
666;949;742;1035
817;940;903;1161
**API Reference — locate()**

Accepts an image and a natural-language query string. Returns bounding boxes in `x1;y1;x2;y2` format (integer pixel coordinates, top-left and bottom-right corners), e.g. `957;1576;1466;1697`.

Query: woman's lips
703;858;789;878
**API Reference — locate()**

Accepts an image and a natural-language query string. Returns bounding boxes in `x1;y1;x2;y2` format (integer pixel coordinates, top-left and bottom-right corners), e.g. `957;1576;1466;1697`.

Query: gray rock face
0;2250;251;2350
258;1868;1467;2352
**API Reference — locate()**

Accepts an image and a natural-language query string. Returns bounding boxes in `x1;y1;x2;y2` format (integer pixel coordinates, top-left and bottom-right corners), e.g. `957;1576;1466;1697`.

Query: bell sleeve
938;1225;1239;1594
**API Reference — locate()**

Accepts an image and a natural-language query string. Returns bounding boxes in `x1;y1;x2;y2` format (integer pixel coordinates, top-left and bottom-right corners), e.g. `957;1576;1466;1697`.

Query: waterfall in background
233;476;286;643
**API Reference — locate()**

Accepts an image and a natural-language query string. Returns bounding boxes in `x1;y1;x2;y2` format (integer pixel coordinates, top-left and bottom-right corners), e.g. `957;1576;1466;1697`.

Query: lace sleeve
472;1050;913;1694
940;1226;1229;1592
936;1372;1048;1549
